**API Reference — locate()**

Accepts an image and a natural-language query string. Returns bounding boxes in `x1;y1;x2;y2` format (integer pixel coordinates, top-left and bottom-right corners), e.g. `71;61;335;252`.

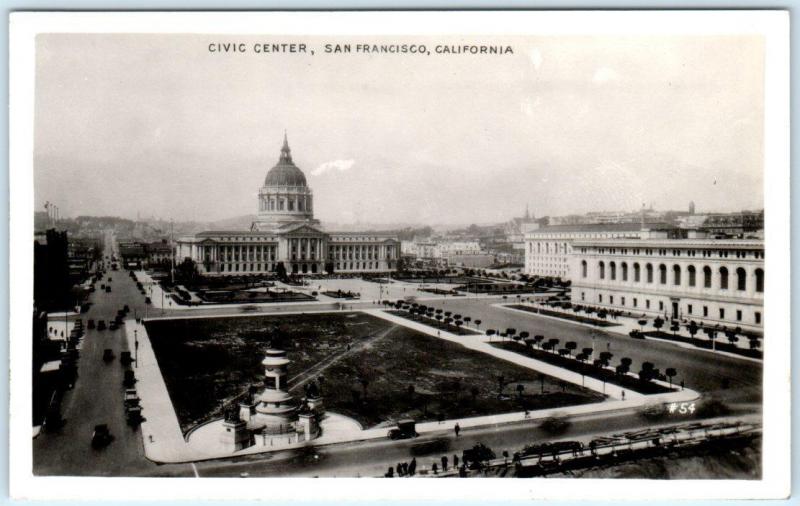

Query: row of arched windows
584;260;763;293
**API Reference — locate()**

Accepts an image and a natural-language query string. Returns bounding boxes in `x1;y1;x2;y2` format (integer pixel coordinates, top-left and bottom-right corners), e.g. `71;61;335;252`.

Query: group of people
384;454;471;477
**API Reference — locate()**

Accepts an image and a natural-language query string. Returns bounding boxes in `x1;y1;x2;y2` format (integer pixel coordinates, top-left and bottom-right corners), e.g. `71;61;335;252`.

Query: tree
582;347;593;359
565;341;577;357
748;336;761;350
486;329;496;341
454;320;464;333
474;319;481;329
639;362;656;383
497;375;506;395
687;321;699;341
598;351;613;367
518;331;530;342
533;335;545;348
665;368;677;389
638;319;647;331
506;328;517;342
652;316;665;332
547;338;560;352
670;322;680;337
275;261;288;281
175;258;200;285
725;328;739;346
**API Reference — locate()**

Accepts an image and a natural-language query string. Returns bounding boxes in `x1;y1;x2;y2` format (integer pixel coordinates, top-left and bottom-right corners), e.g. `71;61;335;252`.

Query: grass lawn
146;312;605;432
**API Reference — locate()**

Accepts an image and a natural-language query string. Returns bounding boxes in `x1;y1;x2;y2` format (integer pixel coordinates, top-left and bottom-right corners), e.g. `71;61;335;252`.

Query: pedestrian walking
453;454;459;469
454;422;461;437
621;390;626;400
441;455;448;471
409;457;417;476
432;462;438;474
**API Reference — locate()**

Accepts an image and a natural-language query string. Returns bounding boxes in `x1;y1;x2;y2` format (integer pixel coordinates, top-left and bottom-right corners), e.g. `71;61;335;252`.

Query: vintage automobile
96;320;106;331
87;319;95;330
102;349;114;362
91;424;113;448
388;419;418;440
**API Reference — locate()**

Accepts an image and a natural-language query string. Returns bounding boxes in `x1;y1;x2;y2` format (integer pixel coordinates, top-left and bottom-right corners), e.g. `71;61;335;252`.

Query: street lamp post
134;329;139;368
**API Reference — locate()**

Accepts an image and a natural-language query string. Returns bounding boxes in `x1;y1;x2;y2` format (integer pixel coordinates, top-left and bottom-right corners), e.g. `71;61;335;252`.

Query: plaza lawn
146;312;604;432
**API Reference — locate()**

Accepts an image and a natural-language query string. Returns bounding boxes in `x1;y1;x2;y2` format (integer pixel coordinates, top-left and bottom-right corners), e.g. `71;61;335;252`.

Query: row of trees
498;330;679;388
387;300;482;334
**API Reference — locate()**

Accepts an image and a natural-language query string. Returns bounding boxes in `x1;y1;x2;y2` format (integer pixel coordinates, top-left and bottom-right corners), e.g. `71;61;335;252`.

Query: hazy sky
34;34;765;225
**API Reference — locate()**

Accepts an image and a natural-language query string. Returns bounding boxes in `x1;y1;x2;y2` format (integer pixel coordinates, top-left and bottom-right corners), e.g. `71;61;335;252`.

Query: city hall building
569;238;764;332
176;135;399;275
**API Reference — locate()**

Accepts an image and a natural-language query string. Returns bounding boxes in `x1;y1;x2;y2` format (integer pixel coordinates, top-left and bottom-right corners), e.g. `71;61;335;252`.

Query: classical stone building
569;238;764;332
176;134;399;275
524;223;675;280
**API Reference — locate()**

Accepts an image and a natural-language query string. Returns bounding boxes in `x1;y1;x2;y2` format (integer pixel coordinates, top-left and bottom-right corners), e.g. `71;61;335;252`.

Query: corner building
570;238;764;332
176;134;399;275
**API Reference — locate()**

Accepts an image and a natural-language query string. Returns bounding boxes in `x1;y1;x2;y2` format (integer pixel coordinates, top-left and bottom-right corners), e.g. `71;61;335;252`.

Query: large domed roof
264;133;307;187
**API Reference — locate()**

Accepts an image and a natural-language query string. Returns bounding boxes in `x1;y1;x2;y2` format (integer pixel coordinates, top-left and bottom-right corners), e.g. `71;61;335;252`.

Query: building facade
524;223;671;280
569;238;764;332
176;134;398;275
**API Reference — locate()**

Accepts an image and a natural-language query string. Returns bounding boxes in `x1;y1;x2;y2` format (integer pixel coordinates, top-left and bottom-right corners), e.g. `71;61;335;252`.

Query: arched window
755;268;764;292
646;263;653;283
736;267;746;291
703;266;712;288
598;261;605;279
719;266;729;290
581;260;587;278
621;262;628;281
673;265;681;285
633;263;641;282
659;264;667;284
687;265;696;287
610;261;617;280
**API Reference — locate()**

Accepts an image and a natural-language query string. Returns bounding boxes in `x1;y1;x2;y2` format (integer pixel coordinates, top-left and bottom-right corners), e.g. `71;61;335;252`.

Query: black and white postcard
8;10;791;501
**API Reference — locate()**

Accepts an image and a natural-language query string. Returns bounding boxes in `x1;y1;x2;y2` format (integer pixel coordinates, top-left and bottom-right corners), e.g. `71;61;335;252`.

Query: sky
34;34;765;225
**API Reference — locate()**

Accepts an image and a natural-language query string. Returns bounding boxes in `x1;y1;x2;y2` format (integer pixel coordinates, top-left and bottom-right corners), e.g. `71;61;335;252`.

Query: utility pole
170;219;175;285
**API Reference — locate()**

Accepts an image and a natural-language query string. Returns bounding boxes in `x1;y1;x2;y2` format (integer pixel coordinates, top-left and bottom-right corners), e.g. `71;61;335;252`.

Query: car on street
91;424;113;448
109;321;119;331
102;349;114;362
105;286;111;293
97;320;106;331
388;419;418;440
87;319;95;329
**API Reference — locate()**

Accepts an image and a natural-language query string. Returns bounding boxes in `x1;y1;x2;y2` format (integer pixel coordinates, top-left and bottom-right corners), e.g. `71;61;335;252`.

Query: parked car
87;319;96;330
102;349;114;362
120;351;133;365
91;424;113;448
123;370;136;387
109;321;119;331
97;320;106;331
